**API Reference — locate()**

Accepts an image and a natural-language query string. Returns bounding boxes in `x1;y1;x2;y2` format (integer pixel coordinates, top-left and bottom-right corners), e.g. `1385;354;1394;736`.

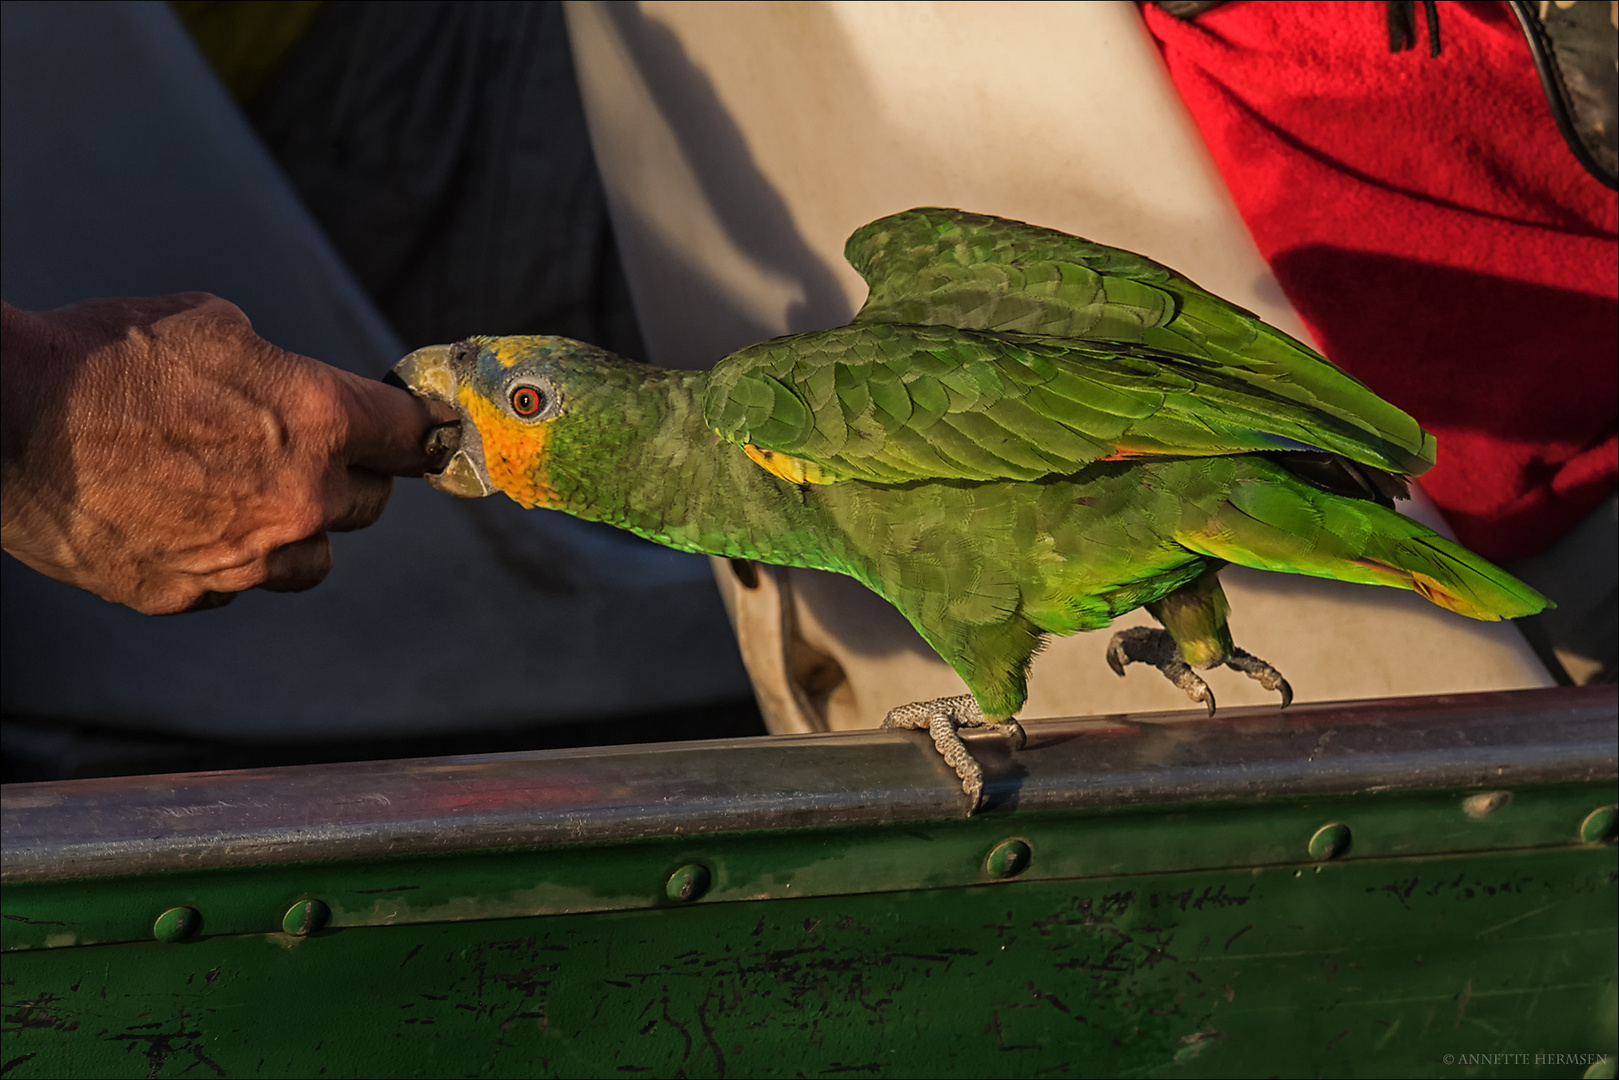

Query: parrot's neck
537;367;830;566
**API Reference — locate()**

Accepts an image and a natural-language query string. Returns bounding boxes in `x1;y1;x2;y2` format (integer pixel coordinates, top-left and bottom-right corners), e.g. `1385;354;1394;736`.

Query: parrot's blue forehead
471;335;564;378
463;335;622;392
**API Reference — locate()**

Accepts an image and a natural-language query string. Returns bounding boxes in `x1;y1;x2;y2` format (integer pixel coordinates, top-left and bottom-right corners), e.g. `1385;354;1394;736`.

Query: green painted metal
985;837;1032;879
665;863;713;904
4;691;1614;1076
148;908;199;945
280;899;330;937
1309;821;1353;861
3;784;1612;953
3;845;1614;1078
1583;806;1618;845
2;779;1616;1077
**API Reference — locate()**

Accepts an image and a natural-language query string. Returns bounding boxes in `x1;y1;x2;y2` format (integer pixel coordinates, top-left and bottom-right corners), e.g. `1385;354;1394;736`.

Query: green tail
1176;458;1551;621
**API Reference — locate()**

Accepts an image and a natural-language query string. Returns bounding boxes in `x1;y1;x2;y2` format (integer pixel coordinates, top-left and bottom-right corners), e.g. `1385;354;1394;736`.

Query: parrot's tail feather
1179;459;1552;621
1348;541;1549;621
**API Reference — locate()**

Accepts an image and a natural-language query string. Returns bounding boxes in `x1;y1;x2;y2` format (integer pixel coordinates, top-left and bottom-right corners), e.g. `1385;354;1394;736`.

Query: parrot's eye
505;376;562;422
512;386;545;416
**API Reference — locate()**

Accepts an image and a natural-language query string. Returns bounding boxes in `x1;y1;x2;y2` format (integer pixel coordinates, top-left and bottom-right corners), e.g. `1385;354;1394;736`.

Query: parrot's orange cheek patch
459;389;557;508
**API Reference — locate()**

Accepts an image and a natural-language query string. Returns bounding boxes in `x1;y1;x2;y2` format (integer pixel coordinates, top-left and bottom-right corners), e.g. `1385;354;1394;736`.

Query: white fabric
567;0;1554;733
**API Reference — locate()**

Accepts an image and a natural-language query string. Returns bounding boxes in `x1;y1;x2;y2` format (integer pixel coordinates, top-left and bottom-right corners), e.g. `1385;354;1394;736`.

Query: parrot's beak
390;345;494;498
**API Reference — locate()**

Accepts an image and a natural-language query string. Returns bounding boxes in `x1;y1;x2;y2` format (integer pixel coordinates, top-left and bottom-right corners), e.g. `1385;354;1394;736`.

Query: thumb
337;369;461;477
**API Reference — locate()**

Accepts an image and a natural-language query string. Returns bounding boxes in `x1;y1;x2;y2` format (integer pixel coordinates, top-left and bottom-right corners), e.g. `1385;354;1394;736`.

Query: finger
166;293;252;330
337;372;461;477
259;533;333;592
175;590;238;615
136;585;236;615
324;468;394;533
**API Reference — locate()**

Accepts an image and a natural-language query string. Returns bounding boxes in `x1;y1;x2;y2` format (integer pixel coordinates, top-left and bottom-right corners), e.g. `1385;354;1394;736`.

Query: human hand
1;294;456;614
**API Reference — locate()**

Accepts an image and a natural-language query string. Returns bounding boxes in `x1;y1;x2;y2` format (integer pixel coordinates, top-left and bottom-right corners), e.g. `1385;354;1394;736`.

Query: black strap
1386;0;1441;58
1151;1;1616;190
1506;0;1618;190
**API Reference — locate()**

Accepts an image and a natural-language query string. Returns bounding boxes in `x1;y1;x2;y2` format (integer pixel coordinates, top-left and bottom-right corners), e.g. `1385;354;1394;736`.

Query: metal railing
6;684;1613;884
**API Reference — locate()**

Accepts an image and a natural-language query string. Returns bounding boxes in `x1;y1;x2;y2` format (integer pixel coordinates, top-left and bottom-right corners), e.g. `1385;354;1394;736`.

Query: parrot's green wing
703;321;1428;486
837;207;1435;476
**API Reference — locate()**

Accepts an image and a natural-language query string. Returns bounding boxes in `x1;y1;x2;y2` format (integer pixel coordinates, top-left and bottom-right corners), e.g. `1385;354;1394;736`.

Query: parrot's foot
882;694;1024;814
1224;648;1294;708
1106;627;1216;713
1106;627;1293;712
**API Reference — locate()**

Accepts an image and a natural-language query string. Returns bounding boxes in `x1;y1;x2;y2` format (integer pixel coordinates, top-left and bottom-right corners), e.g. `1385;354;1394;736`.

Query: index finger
337;370;461;477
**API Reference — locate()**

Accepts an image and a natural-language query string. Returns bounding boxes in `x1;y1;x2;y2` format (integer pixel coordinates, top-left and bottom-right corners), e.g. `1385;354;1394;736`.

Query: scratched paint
3;847;1614;1077
8;785;1612;954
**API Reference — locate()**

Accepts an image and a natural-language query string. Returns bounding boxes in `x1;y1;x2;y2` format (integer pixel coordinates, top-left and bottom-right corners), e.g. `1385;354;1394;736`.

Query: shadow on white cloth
0;0;750;740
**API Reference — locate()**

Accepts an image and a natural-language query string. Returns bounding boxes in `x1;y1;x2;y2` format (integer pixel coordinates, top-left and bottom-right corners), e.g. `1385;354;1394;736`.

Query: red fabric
1142;1;1617;561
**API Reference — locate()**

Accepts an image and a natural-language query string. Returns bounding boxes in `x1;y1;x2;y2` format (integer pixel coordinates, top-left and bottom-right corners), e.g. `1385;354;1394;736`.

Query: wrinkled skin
1;293;456;614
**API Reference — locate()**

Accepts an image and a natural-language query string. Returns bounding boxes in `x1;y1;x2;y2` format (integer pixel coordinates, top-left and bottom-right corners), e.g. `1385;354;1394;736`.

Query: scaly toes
882;694;978;732
1106;639;1128;678
1225;648;1294;708
927;714;984;813
1106;626;1217;714
883;695;1022;814
1106;625;1165;677
1174;668;1216;716
1107;628;1292;715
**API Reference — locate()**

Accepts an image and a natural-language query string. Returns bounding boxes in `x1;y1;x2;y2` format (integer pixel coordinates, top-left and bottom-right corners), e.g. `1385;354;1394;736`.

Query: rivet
666;864;711;903
1579;806;1617;845
986;839;1032;879
282;899;331;936
1308;823;1352;861
1581;1057;1616;1080
1462;791;1510;819
152;906;200;943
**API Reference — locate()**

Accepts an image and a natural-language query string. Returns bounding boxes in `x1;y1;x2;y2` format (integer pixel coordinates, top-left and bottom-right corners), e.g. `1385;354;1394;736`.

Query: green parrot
392;208;1548;811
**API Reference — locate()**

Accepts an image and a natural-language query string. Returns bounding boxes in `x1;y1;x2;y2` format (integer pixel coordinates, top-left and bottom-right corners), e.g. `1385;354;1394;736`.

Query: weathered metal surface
3;847;1614;1078
2;687;1614;953
3;686;1613;883
6;776;1610;952
2;685;1615;1076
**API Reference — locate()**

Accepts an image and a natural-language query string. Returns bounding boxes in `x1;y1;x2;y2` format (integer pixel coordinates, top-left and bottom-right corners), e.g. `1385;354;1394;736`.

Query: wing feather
701;208;1436;485
842;208;1434;474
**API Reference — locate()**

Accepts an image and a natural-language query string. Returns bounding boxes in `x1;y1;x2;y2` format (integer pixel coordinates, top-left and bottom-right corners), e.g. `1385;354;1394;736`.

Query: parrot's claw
882;694;1021;814
1225;647;1294;708
1106;626;1216;715
1107;627;1294;712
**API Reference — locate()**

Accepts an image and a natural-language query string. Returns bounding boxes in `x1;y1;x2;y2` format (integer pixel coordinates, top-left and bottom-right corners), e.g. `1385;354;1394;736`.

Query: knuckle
133;581;222;616
212;562;271;593
190;590;239;612
345;475;394;531
282;367;349;441
293;495;330;537
263;480;328;539
260;534;332;593
185;293;250;330
132;593;185;616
